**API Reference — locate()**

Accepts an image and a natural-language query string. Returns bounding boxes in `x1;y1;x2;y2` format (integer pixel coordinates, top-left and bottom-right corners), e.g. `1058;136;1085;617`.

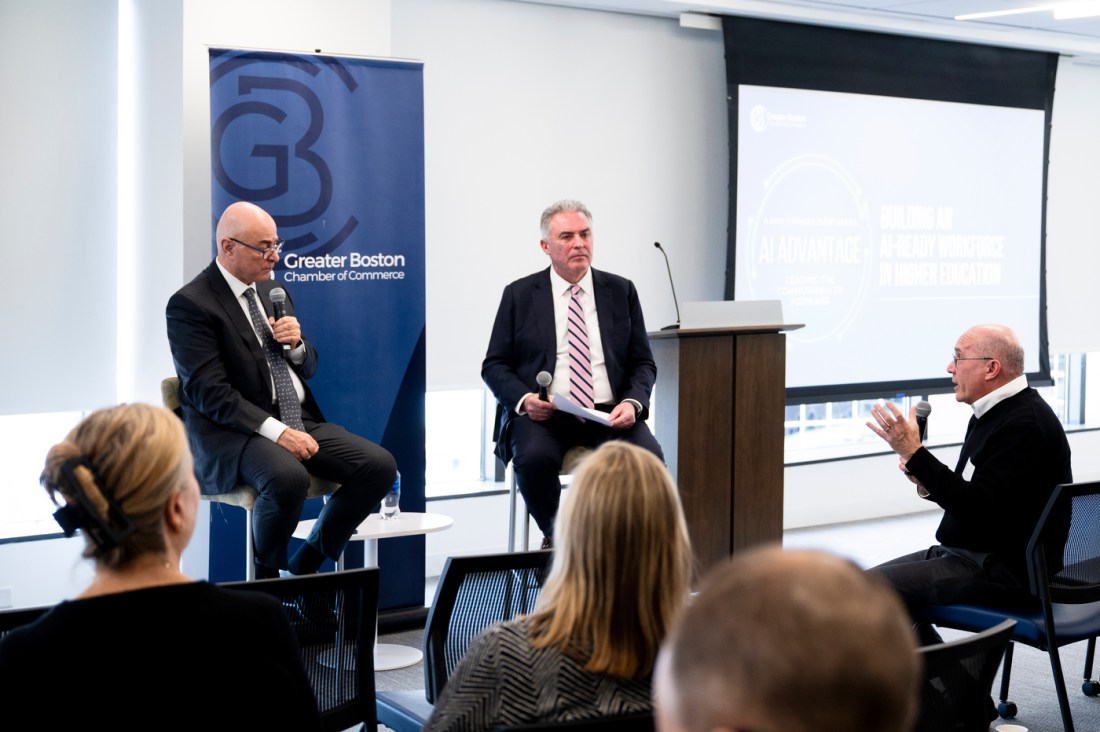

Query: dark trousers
508;409;663;538
239;418;397;570
869;545;1027;645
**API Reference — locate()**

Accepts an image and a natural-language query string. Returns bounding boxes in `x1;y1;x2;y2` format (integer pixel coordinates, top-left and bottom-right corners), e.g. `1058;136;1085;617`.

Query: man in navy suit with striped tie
482;200;663;548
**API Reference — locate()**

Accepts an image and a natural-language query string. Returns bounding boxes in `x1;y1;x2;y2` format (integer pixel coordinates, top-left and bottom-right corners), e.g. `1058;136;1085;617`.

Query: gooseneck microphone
536;371;552;402
654;242;681;330
268;287;292;356
915;400;932;442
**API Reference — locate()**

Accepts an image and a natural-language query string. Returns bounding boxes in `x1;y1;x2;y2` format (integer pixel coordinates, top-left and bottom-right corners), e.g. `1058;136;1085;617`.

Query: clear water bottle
381;470;401;520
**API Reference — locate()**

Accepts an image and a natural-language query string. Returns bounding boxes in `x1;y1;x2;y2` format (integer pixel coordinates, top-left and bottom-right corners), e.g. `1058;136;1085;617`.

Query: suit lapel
532;269;557;367
205;264;273;387
591;268;619;380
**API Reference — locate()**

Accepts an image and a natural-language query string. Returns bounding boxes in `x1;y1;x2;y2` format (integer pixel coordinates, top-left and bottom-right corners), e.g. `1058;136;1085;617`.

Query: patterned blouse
424;616;652;732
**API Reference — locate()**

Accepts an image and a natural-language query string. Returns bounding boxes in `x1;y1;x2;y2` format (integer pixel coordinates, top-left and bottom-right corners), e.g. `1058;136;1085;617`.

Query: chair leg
997;641;1018;719
1046;642;1076;732
507;462;517;553
1083;638;1100;696
245;507;256;581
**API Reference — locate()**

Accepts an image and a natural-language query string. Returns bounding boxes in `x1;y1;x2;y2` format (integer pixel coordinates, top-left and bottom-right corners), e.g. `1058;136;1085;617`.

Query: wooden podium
650;323;799;577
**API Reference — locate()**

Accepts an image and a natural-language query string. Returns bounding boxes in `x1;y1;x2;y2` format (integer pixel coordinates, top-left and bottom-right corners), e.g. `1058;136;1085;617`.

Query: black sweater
906;387;1072;580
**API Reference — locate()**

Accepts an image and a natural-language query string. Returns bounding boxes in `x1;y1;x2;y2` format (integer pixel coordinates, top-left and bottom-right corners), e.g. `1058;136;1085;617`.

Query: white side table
293;511;454;670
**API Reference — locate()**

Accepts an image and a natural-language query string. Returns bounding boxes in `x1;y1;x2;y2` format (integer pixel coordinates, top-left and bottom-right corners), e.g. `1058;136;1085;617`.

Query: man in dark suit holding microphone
167;201;395;578
483;199;663;547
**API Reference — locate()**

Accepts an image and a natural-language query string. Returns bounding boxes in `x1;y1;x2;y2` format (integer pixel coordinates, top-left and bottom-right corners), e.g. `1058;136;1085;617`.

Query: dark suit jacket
481;267;656;464
166;261;325;495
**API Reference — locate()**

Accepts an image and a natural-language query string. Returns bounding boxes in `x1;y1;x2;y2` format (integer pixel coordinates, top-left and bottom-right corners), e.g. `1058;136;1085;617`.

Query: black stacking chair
376;550;553;732
223;567;379;732
914;481;1100;732
0;605;49;639
913;619;1016;732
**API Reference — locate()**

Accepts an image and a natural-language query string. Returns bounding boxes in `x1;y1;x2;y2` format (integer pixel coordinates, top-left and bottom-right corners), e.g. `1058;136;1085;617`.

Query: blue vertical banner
209;49;425;610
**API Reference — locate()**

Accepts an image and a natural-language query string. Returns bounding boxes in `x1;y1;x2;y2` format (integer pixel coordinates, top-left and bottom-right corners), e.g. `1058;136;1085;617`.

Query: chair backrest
913;618;1016;732
0;605;51;641
494;711;654;732
424;550;553;703
1027;480;1100;604
221;568;379;732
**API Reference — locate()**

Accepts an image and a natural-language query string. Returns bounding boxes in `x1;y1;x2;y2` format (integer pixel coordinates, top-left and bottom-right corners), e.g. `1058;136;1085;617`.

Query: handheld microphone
915;400;932;442
653;242;681;330
268;288;292;356
536;371;552;402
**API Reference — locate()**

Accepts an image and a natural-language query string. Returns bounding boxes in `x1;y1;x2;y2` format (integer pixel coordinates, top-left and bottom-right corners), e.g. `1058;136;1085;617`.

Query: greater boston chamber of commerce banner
209;48;425;609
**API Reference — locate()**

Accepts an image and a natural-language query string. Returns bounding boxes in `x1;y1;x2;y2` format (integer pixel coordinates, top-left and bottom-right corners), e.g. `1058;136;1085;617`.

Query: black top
0;581;321;730
906;387;1072;580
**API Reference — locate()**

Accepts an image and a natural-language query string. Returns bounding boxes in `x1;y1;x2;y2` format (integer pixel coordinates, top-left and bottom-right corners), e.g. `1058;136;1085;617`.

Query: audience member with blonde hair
0;403;321;728
426;441;693;731
654;547;920;732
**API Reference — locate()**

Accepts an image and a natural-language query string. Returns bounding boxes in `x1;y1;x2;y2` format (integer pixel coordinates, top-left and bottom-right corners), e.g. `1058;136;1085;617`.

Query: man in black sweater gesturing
866;324;1071;643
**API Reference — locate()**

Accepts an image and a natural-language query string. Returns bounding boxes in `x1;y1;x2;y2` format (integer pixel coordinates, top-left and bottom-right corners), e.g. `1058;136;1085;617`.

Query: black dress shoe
254;562;281;580
540;536;553;550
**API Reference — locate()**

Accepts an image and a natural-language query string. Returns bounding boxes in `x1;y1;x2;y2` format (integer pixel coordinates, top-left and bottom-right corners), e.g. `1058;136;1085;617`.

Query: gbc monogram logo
210;51;359;258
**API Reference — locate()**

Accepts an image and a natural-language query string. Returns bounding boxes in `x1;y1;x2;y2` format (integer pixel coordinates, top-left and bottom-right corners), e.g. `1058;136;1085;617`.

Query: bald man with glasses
866;324;1071;645
167;201;395;579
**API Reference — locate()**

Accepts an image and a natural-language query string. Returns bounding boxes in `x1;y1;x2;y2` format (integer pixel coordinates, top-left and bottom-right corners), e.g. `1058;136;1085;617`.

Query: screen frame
722;16;1058;403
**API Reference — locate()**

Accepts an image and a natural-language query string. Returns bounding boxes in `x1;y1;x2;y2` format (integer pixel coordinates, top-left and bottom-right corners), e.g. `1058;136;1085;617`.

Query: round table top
293;511;453;541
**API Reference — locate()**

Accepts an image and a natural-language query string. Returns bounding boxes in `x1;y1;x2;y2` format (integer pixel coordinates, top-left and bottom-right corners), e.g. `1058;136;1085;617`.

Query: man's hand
523;393;555;422
269;315;302;349
608;402;637;430
276;427;319;461
866;402;922;461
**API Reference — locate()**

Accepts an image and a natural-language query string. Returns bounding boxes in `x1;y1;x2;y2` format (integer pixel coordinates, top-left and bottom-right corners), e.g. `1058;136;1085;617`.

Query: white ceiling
513;0;1100;58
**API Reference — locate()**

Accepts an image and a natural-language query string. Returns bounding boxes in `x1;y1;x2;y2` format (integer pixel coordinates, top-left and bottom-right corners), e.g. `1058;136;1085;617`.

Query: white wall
0;0;118;414
1046;56;1100;354
391;0;729;391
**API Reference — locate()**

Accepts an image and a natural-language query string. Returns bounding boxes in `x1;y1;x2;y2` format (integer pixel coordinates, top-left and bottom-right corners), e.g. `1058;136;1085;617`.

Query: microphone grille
269;287;287;304
536;371;552;387
915;400;932;418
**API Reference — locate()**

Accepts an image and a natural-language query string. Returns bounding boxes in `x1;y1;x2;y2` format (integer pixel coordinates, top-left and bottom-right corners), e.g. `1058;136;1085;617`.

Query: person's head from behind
42;403;199;570
655;547;919;732
531;441;692;679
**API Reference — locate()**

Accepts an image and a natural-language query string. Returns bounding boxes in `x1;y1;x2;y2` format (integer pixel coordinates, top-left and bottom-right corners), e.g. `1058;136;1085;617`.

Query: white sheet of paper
553;394;612;426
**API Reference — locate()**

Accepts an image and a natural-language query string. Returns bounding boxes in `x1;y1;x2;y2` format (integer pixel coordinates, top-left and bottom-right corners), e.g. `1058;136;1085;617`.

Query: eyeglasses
229;237;285;259
951;356;993;366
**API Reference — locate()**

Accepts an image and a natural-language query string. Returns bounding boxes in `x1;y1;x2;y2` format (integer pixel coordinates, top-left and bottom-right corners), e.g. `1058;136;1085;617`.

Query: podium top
648;322;804;340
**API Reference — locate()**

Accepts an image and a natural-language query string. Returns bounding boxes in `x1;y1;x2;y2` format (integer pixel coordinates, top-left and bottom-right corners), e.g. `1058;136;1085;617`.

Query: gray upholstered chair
161;376;339;580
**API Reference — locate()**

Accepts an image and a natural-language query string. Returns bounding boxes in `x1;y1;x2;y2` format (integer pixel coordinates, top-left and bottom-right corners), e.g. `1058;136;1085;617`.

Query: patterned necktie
243;288;305;431
567;284;595;409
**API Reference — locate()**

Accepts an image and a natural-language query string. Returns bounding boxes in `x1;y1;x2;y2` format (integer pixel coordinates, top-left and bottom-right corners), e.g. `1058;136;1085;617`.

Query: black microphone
654;242;681;330
268;287;292;357
915;400;931;442
536;371;552;402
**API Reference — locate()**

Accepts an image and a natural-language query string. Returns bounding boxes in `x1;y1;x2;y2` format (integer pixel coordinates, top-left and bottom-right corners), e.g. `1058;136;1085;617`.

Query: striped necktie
567;284;595;409
243;288;305;431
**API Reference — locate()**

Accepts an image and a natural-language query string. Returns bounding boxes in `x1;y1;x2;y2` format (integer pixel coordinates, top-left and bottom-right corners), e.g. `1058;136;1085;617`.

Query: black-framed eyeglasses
952;356;993;367
229;237;285;259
